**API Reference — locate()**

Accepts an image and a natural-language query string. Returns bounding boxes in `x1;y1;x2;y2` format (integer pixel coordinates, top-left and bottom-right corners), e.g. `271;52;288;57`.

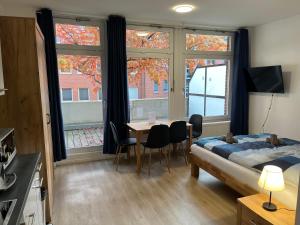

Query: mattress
191;144;298;209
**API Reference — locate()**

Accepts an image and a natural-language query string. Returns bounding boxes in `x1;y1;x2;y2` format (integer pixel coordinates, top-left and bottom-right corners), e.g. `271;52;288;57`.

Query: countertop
0;153;41;225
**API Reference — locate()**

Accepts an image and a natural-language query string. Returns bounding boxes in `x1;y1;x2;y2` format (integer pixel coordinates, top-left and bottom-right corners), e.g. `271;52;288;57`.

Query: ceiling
3;0;300;27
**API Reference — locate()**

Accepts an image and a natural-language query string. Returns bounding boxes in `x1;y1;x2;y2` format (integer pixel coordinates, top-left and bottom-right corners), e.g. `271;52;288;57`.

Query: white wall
249;14;300;140
251;14;300;224
0;2;36;17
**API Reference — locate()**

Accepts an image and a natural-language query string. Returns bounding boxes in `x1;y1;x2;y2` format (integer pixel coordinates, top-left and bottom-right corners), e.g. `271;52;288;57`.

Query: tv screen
246;65;284;93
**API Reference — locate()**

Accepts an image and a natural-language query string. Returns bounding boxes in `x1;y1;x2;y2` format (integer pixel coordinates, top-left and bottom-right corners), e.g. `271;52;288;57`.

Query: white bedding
191;144;298;209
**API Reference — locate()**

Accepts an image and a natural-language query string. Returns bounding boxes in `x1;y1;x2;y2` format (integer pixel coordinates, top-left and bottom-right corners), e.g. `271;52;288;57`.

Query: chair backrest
110;121;120;145
189;114;203;137
169;121;187;144
145;124;170;149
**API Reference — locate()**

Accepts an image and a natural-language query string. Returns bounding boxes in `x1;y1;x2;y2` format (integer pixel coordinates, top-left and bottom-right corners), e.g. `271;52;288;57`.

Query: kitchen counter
0;153;41;225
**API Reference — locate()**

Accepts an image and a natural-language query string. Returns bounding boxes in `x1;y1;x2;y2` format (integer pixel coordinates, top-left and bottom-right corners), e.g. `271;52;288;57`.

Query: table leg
186;126;193;162
188;126;193;153
135;131;142;175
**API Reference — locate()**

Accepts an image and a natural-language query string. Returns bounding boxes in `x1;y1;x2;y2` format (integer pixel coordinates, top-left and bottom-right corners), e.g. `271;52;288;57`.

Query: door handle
46;113;51;125
33;177;43;189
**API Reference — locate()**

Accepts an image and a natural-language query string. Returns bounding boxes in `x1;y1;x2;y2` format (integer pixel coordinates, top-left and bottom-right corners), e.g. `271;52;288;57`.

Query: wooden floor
53;154;241;225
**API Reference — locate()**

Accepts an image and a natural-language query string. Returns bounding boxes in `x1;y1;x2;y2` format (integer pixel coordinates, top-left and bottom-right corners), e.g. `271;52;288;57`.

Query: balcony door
55;19;105;156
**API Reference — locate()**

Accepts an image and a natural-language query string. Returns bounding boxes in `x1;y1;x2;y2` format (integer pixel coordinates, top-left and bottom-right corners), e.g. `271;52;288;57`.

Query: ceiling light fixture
136;31;149;37
173;4;194;13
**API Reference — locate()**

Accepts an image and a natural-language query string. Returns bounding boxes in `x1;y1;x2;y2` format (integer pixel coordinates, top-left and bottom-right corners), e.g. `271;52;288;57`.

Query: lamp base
262;202;277;211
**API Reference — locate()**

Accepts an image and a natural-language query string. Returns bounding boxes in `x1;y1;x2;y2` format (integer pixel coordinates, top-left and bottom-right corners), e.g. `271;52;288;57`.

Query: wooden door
35;25;54;222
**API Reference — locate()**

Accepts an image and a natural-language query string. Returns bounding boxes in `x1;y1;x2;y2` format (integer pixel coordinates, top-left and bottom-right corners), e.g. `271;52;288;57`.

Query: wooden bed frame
190;151;257;196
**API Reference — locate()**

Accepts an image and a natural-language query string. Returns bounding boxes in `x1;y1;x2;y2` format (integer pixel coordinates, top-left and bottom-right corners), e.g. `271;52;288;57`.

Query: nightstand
237;194;295;225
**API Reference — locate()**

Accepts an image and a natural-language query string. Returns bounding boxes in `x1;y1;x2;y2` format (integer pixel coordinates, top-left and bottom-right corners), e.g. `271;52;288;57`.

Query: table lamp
258;165;285;211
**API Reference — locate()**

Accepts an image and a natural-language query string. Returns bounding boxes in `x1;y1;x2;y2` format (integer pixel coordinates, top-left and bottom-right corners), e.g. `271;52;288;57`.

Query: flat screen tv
246;65;284;93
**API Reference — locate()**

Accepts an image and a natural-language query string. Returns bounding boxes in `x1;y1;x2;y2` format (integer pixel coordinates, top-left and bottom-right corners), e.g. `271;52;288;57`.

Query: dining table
127;120;193;175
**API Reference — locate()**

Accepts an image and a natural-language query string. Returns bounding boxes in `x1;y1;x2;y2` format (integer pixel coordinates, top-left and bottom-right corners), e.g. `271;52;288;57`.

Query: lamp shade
258;165;285;192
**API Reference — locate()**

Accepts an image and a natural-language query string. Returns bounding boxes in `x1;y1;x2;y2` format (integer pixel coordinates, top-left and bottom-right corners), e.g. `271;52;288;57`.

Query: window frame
78;88;90;101
126;51;174;120
184;29;234;56
183;29;234;122
54;18;104;52
55;17;106;106
61;88;73;102
126;25;174;54
126;25;174;121
97;88;102;101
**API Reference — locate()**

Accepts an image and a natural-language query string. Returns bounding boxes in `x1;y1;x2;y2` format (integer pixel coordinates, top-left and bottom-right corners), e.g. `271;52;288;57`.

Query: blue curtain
37;8;67;161
230;28;250;135
103;15;130;154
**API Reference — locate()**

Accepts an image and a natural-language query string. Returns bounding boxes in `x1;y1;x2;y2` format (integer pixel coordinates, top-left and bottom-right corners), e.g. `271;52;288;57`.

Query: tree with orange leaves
56;24;228;92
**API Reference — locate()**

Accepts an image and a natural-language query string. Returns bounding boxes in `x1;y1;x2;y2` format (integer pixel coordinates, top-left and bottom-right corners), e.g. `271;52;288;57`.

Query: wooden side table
237;194;295;225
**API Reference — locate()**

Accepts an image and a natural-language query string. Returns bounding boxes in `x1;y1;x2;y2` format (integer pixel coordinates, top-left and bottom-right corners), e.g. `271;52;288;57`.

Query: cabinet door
23;184;37;225
33;172;44;225
36;26;54;221
0;37;5;96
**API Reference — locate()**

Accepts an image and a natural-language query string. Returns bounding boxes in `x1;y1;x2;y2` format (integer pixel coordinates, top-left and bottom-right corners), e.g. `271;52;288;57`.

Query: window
184;30;233;120
55;18;105;153
186;33;231;52
163;80;168;92
126;29;170;50
98;88;102;100
55;23;100;46
61;88;73;101
58;55;72;74
127;26;172;121
186;59;229;117
153;81;159;93
79;88;89;101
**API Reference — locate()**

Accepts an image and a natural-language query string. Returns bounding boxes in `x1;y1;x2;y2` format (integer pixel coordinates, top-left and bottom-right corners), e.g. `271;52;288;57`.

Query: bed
190;134;300;209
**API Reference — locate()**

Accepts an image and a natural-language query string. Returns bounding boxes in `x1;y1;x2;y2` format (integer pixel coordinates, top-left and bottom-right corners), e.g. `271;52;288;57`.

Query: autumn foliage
56;24;229;93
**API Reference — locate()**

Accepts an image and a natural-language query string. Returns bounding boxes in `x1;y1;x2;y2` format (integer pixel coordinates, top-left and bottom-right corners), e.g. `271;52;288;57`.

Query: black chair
170;121;188;165
143;124;170;175
188;114;203;139
110;121;136;171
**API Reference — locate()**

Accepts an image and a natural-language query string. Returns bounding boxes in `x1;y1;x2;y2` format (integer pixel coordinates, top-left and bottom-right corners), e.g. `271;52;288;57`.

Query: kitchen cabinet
22;171;44;225
0;16;54;222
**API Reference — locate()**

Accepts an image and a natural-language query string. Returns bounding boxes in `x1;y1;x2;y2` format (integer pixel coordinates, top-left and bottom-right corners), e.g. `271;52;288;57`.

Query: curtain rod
127;21;237;33
53;12;237;33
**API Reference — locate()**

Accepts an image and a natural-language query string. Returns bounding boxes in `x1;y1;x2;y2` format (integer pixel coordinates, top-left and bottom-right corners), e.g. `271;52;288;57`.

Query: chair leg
134;146;136;159
142;146;146;168
182;142;188;165
172;143;177;158
148;148;152;176
116;146;121;171
159;148;163;164
113;148;118;164
127;146;131;163
164;146;171;173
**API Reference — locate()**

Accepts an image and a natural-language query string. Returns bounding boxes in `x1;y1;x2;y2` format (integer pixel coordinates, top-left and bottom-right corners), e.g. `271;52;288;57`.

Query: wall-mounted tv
246;65;284;93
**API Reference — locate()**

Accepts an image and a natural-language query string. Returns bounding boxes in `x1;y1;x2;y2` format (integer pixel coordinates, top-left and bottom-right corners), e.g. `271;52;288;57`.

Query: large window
184;31;233;120
126;26;173;121
55;18;105;155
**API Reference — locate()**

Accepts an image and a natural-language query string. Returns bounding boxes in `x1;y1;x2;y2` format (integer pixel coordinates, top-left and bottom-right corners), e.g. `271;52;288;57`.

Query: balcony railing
61;98;168;153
